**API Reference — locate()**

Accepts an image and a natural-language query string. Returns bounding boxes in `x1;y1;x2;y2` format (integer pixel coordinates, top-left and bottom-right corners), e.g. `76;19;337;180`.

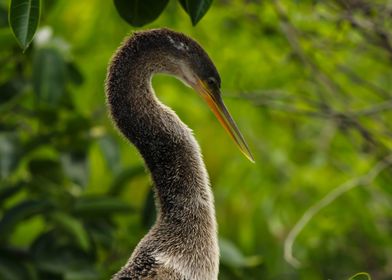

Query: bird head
145;29;254;162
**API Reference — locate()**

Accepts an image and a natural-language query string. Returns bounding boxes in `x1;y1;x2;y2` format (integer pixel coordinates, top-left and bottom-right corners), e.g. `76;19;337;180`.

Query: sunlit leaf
179;0;212;25
349;272;372;280
9;0;41;50
113;0;169;27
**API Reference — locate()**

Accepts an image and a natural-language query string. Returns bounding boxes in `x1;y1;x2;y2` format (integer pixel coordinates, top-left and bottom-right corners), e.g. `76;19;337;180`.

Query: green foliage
349;272;372;280
113;0;169;27
1;0;391;279
9;0;41;50
179;0;213;25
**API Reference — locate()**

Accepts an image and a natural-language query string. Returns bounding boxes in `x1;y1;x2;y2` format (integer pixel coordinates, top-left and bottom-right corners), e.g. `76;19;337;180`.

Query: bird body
106;29;253;280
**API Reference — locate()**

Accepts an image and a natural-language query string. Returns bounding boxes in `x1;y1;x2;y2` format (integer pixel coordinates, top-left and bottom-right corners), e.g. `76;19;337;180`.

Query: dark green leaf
66;62;84;86
31;231;95;274
0;200;52;239
9;0;41;50
72;196;134;217
32;47;66;106
108;165;145;195
28;158;64;184
113;0;169;27
0;256;33;280
0;79;25;108
0;27;17;49
51;212;90;251
142;186;156;229
0;182;24;203
0;133;20;179
179;0;212;25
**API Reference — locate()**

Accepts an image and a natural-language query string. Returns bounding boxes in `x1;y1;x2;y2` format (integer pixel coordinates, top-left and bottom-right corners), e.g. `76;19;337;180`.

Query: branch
284;154;392;268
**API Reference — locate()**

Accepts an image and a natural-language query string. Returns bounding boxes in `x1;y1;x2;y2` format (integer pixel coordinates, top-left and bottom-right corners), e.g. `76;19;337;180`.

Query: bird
105;28;254;280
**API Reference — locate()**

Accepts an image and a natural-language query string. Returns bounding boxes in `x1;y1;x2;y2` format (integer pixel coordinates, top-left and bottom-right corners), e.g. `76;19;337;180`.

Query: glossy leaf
9;0;41;50
179;0;212;25
113;0;169;27
32;47;66;106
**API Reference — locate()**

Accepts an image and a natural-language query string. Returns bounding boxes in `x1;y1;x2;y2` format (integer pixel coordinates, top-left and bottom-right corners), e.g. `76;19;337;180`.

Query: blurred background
1;0;392;279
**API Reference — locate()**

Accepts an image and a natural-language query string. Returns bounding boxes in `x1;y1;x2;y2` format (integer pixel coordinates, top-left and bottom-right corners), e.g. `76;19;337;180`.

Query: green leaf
219;238;262;268
113;0;169;27
61;152;89;187
66;62;84;86
8;0;41;50
0;182;24;203
179;0;212;25
0;133;20;179
0;200;51;239
109;165;145;195
32;47;66;106
98;135;121;173
349;272;372;280
0;256;34;280
28;158;64;184
72;196;134;217
31;231;95;274
51;212;90;251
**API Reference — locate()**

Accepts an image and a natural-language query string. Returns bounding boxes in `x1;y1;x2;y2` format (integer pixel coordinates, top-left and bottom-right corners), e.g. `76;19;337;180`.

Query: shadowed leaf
113;0;169;27
179;0;212;25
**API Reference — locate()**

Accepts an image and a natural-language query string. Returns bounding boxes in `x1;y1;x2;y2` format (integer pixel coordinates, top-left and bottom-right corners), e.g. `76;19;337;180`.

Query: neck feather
105;35;215;223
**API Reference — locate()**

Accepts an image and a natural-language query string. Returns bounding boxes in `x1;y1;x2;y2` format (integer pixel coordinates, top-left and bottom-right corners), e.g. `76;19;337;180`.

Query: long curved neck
106;36;214;223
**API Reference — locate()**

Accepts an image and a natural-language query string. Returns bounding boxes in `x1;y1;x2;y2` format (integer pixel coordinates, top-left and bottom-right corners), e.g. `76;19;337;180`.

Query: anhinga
106;28;253;280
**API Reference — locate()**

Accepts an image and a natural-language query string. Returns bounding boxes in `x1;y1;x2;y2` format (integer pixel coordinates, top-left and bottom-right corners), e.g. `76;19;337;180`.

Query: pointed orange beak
196;80;255;163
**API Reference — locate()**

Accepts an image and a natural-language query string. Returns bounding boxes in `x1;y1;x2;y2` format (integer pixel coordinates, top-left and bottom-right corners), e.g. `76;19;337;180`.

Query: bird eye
206;77;218;88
